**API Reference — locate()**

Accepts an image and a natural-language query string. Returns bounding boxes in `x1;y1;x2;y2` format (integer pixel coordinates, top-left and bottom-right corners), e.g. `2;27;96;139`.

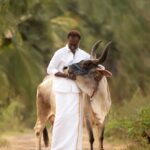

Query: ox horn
90;40;102;59
93;41;112;64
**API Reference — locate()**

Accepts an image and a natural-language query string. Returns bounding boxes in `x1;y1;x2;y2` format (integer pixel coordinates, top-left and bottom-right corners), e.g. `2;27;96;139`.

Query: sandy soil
0;128;130;150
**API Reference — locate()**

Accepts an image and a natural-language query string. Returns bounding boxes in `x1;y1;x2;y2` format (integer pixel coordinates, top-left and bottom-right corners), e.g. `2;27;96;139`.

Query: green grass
105;92;150;150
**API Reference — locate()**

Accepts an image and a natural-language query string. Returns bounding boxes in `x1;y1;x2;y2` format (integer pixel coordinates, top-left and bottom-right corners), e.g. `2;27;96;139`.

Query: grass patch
105;91;150;150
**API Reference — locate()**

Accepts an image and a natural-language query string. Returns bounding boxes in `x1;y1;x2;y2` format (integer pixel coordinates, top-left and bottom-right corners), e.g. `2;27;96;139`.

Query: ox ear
96;68;112;77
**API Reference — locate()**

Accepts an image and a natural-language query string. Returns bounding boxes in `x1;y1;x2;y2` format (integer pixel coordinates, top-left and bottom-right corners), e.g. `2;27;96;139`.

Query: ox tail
43;127;49;147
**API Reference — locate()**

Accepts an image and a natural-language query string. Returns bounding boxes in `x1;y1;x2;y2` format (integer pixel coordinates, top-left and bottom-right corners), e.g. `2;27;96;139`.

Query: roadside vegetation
0;0;150;149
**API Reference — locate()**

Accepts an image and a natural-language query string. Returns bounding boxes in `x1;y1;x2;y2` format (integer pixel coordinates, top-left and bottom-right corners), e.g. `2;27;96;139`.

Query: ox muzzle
63;63;89;76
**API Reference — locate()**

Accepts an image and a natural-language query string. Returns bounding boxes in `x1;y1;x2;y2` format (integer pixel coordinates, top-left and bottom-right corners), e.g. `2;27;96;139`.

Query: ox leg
34;120;48;150
36;126;49;150
85;116;94;150
97;123;105;150
84;94;94;150
36;131;42;150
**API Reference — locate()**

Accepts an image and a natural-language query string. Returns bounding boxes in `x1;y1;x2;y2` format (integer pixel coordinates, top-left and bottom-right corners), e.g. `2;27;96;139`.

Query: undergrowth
106;90;150;150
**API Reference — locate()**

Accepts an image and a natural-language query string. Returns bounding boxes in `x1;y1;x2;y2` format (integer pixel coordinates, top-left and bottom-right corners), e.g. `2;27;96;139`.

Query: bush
0;98;25;132
106;94;150;149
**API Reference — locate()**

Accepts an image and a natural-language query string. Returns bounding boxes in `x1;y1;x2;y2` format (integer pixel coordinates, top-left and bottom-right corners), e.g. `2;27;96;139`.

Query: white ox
34;41;112;150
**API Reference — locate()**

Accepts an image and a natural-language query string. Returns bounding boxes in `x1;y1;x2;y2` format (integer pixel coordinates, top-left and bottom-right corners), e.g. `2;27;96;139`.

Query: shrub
0;98;25;132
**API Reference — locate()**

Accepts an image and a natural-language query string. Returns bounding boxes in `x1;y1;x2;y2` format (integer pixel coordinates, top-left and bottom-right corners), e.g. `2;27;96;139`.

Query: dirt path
0;128;129;150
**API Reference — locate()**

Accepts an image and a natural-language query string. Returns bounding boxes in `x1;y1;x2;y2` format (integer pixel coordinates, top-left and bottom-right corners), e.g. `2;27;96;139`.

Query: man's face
68;35;80;52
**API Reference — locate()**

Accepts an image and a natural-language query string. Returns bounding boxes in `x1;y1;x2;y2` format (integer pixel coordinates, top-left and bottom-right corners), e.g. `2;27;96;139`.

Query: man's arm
47;51;60;75
47;51;76;80
55;72;76;80
55;72;68;78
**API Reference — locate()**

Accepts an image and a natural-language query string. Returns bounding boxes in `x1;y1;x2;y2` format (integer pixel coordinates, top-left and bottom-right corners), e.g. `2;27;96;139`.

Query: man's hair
67;30;81;39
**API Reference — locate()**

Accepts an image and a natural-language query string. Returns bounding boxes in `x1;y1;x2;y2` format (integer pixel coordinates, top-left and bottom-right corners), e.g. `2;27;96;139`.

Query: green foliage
106;93;150;149
0;98;25;131
0;0;150;134
139;106;150;130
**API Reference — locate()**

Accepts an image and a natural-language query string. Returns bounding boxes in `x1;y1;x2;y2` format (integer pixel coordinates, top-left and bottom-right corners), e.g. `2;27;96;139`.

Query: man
47;30;90;150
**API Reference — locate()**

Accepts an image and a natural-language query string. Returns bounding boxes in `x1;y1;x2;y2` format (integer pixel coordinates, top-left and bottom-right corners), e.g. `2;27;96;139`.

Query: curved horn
93;41;112;64
98;41;112;64
90;40;102;59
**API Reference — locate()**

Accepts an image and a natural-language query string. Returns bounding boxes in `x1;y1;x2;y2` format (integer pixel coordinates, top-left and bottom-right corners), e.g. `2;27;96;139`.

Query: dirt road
0;128;129;150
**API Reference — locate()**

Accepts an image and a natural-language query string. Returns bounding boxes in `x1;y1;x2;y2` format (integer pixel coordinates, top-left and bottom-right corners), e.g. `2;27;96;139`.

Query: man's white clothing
47;45;90;150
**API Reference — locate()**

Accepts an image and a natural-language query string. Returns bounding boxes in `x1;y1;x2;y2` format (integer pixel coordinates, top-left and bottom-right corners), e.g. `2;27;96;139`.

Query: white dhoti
51;92;83;150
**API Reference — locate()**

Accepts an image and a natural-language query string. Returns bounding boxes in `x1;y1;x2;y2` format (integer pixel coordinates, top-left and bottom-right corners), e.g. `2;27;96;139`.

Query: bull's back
36;75;55;119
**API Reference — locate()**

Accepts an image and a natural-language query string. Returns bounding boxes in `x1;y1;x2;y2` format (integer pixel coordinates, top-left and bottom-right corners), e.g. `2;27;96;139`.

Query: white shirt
47;44;90;93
